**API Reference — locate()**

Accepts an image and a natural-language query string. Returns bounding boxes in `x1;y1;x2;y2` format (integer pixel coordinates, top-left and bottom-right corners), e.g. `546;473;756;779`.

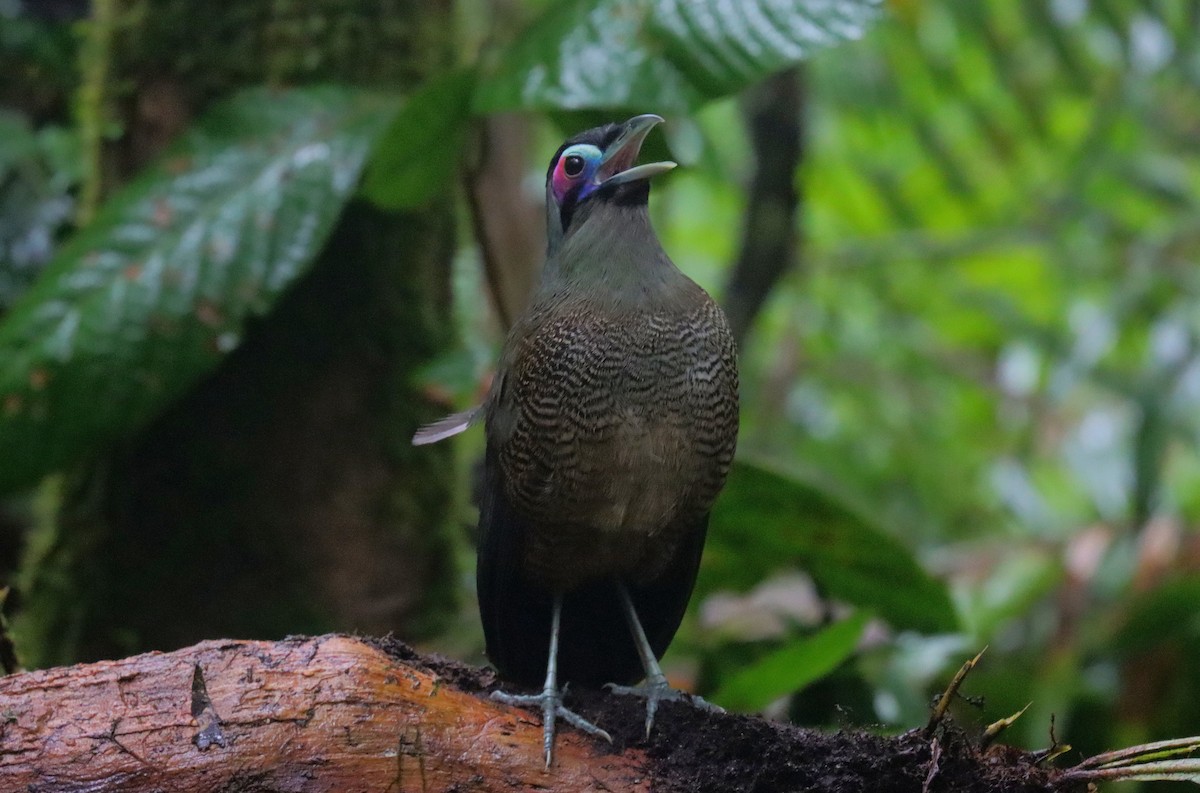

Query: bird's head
544;114;676;247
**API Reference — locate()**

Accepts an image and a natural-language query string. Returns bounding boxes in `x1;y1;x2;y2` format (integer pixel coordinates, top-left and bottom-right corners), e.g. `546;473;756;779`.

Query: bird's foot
491;686;612;768
606;673;725;738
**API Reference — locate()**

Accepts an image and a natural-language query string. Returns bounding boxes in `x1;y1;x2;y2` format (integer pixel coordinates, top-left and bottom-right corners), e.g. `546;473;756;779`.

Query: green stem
77;0;119;226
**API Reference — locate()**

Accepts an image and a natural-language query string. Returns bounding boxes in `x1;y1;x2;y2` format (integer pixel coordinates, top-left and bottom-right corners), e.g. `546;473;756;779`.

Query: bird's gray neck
537;202;685;310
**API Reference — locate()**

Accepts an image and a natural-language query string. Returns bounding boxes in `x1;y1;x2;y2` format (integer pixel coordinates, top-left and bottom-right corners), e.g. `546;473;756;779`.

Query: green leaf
476;0;882;112
706;461;959;634
0;85;398;493
362;69;475;210
476;0;692;113
710;611;868;712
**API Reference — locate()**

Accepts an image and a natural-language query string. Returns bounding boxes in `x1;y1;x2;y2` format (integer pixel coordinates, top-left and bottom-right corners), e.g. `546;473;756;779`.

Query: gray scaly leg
606;581;723;738
491;595;611;767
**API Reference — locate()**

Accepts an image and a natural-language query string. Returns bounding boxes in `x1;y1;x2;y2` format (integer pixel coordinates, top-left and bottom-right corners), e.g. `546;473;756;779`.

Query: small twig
925;647;987;737
980;702;1031;749
1059;759;1200;785
922;737;942;793
1069;736;1200;772
1031;714;1070;766
1056;735;1200;787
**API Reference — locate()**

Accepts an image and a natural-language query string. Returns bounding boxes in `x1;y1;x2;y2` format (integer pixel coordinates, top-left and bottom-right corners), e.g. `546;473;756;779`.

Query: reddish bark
0;635;645;792
0;634;1078;792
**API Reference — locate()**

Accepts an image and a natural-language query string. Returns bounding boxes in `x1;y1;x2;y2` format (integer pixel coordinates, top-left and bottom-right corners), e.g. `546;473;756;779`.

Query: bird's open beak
597;114;677;188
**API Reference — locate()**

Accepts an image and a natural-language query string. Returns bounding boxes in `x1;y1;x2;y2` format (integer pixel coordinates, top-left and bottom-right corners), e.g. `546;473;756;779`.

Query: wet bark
0;634;1080;793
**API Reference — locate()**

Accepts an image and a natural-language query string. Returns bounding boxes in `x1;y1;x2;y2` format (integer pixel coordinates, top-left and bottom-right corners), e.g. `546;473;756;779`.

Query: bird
414;114;739;767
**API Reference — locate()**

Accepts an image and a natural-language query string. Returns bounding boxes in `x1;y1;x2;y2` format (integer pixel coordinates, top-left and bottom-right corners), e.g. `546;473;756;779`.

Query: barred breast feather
494;288;738;592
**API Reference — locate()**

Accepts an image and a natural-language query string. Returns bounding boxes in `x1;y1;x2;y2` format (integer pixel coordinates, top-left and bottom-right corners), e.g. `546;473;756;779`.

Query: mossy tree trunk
15;0;460;666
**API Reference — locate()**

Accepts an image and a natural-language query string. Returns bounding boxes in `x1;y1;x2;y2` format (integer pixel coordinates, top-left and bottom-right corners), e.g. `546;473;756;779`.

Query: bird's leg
490;595;611;768
606;581;724;738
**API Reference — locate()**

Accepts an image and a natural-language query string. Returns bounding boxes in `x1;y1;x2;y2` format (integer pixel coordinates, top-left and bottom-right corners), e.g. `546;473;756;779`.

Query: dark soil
368;636;1083;793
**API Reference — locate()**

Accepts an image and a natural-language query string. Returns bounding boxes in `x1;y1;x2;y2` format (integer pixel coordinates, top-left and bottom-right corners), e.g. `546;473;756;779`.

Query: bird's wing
411;406;481;445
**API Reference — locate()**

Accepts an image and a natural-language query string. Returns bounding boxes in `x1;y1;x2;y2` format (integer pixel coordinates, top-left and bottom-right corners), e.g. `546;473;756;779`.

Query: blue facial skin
551;143;604;206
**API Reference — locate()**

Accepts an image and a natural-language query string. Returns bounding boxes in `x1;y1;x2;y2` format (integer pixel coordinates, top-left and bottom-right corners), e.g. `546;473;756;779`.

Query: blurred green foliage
3;0;1200;785
706;462;957;634
657;1;1200;781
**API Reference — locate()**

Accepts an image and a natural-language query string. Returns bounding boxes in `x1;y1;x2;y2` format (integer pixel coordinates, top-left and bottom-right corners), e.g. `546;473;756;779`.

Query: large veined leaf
706;461;959;634
475;0;883;112
0;86;398;493
359;0;883;215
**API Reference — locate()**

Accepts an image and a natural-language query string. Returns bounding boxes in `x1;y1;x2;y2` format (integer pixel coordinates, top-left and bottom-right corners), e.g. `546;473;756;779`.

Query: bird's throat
541;202;684;308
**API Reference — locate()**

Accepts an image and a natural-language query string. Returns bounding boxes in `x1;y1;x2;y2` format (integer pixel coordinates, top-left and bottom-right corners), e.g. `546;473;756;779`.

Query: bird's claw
606;674;724;738
491;688;612;768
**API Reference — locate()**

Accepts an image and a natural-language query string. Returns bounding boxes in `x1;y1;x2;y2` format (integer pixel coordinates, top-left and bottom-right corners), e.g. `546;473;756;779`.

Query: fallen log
0;634;1076;792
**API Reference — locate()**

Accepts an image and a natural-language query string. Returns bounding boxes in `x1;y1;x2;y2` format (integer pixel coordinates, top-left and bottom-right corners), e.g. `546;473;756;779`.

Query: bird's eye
563;154;585;178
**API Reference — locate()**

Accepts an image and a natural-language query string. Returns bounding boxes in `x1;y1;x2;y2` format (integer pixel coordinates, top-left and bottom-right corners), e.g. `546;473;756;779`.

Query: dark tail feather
477;447;708;688
476;447;547;687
